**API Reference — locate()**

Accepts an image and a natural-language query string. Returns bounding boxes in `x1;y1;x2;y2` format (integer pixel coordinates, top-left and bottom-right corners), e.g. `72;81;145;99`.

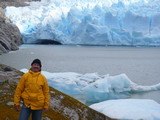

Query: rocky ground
0;64;114;120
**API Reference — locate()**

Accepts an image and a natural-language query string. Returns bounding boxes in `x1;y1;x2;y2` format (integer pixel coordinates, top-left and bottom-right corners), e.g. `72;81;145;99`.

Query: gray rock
0;43;8;53
0;23;22;48
0;0;40;9
0;7;22;54
0;0;41;54
0;64;23;83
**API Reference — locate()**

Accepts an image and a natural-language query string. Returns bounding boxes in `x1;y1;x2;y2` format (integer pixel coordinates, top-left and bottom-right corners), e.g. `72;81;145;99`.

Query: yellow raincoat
14;69;50;110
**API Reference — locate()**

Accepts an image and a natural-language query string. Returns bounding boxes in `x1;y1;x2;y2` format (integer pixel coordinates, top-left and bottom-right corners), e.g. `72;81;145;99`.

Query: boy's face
31;63;41;72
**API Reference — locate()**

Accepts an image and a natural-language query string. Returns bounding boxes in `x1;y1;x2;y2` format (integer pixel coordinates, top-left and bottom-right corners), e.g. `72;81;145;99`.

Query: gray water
0;44;160;103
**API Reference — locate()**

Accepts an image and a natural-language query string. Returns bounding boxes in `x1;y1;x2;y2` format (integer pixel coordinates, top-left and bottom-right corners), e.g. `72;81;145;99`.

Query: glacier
4;0;160;46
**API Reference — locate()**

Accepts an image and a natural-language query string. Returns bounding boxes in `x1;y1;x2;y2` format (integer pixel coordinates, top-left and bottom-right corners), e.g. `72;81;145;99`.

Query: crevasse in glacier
4;0;160;46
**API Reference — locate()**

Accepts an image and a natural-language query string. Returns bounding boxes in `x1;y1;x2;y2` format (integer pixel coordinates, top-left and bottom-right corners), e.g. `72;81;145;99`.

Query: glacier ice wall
5;0;160;46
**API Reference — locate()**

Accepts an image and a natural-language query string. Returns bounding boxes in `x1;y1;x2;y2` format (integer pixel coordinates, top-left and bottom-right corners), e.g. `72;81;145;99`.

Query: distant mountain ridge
0;0;40;8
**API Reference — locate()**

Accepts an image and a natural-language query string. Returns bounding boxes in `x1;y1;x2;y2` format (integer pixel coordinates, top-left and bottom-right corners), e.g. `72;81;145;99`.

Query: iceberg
20;69;160;119
21;69;160;105
4;0;160;46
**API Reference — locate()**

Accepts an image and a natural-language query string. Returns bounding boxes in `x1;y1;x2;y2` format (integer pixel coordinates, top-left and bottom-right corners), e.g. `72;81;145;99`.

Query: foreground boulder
0;64;114;120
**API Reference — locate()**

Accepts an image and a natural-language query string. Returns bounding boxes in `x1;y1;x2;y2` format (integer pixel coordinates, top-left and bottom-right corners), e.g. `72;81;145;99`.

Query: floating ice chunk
90;99;160;120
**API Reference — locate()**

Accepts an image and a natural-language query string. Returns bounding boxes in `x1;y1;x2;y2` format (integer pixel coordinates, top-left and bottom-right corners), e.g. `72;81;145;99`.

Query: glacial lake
0;44;160;103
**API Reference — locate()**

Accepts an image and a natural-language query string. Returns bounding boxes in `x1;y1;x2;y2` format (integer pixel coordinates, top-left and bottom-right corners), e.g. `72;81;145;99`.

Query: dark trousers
19;104;42;120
